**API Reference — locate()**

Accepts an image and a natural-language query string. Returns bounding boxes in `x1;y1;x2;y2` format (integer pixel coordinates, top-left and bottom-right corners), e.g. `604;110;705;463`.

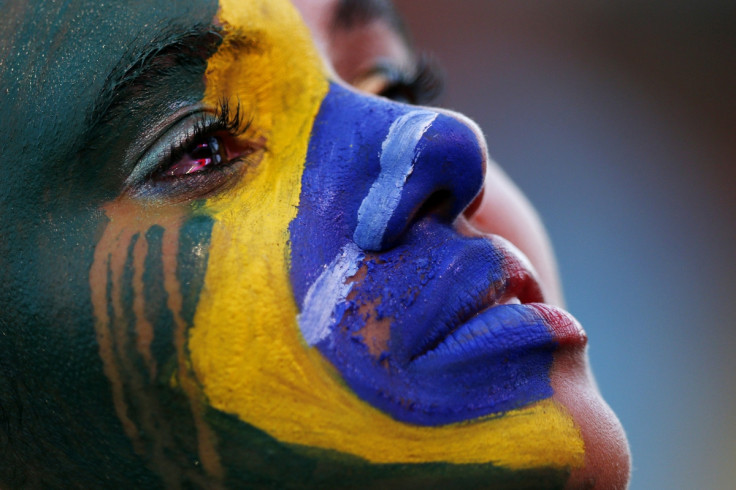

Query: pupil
191;141;212;160
187;137;222;173
161;135;227;178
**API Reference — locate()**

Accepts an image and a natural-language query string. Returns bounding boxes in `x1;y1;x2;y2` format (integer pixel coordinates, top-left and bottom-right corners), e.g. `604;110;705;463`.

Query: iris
165;136;226;176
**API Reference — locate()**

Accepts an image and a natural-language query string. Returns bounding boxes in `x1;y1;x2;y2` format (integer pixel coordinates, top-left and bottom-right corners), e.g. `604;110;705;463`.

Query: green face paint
0;1;221;487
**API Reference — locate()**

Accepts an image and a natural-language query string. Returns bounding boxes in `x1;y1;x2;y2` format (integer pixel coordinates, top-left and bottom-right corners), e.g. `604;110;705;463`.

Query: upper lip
405;234;546;362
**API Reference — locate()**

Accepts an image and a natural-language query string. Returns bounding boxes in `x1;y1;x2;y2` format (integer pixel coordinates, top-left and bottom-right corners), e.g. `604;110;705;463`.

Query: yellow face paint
188;0;583;470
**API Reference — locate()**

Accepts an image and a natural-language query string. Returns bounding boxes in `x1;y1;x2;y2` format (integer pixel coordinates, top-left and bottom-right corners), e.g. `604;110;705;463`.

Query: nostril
384;188;474;248
463;186;485;221
411;189;454;225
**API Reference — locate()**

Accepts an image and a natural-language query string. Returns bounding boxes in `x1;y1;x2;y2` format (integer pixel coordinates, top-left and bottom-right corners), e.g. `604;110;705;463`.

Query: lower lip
527;303;588;348
411;303;586;371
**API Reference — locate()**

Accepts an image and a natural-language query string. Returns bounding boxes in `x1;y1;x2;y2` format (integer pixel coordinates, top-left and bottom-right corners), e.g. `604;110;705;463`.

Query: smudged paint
177;214;214;327
353;110;438;250
142;226;177;377
298;242;365;345
89;208;224;488
161;217;225;482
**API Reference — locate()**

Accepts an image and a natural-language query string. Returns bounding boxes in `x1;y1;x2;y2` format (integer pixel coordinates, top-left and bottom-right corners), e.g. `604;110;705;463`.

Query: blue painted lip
410;303;559;373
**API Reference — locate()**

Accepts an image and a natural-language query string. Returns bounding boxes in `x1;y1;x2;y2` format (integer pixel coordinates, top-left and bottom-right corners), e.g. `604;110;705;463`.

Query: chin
551;342;631;489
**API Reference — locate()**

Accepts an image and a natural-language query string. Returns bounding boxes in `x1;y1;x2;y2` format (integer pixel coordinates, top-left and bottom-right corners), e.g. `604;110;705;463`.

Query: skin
0;0;629;488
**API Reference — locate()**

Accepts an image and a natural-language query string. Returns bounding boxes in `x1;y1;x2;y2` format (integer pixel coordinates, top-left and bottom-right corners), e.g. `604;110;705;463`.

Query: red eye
164;136;227;177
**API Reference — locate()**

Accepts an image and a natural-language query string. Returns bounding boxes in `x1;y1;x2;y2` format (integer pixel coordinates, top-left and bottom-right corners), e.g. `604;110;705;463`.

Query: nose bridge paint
353;110;438;251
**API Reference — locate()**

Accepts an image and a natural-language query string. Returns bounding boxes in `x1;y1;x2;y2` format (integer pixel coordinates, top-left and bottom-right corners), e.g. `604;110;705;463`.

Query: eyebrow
333;0;408;38
85;23;223;137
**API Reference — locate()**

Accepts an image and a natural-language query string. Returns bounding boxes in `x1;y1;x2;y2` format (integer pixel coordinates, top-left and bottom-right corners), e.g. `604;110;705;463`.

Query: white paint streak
353;110;438;250
297;243;364;346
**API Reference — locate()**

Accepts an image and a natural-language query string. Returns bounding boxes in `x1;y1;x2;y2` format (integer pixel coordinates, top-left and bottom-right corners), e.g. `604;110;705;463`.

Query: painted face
0;0;629;488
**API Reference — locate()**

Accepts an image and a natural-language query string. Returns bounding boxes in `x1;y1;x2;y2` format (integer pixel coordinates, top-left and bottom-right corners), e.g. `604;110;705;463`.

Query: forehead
1;1;220;111
0;1;216;193
0;0;401;99
0;0;400;148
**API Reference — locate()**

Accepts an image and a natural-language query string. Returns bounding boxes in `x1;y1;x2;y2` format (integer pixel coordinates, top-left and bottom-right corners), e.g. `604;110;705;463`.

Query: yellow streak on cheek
187;0;332;450
187;0;583;470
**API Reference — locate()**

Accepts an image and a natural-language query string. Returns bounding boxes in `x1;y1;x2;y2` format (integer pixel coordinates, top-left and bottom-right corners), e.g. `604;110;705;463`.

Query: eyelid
353;55;444;105
125;108;217;187
352;59;409;93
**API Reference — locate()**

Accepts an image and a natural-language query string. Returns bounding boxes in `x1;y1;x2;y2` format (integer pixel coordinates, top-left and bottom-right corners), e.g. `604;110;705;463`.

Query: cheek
185;167;308;417
467;161;564;305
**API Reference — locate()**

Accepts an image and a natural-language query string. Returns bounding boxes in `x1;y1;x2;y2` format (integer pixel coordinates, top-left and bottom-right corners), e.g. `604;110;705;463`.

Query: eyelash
378;55;444;105
154;99;251;179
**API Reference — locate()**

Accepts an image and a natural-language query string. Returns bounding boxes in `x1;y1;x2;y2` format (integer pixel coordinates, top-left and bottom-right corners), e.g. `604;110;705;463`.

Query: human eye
358;55;444;105
125;100;263;201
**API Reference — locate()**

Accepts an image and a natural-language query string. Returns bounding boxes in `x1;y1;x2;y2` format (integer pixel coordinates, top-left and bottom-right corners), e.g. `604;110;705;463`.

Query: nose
290;84;488;310
352;108;485;251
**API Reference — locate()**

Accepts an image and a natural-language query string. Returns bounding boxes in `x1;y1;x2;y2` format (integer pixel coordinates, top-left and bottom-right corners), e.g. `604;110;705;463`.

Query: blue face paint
290;84;557;425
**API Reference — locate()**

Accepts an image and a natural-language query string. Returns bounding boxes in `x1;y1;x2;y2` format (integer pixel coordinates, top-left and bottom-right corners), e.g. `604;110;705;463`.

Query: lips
409;235;587;372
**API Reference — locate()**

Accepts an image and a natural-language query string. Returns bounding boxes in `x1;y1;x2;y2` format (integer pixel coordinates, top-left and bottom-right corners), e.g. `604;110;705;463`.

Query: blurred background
393;1;736;488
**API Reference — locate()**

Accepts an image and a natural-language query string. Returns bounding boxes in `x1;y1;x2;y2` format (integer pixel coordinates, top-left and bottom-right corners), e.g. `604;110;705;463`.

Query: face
0;0;629;488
